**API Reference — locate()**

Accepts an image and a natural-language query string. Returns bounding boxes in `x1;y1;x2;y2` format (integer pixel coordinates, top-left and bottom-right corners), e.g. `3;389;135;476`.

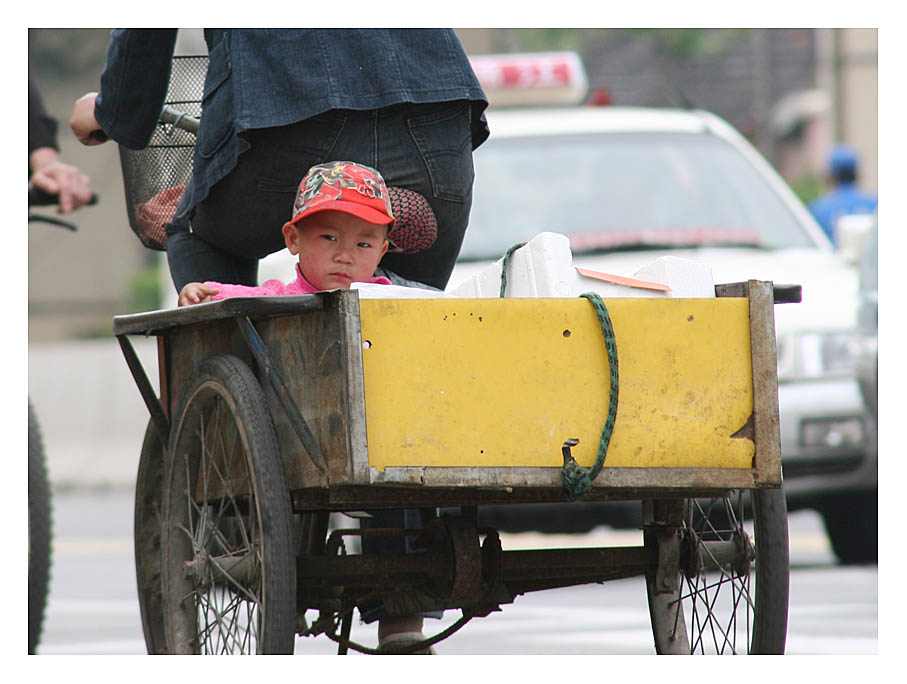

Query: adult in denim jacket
71;28;488;652
71;28;489;292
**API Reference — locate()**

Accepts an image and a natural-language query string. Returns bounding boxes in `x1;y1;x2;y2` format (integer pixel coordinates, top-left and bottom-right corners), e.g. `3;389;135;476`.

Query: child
178;161;394;306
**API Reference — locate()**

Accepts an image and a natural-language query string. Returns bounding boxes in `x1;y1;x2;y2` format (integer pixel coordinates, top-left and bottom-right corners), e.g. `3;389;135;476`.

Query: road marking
47;598;140;614
38;639;147;655
52;538;133;556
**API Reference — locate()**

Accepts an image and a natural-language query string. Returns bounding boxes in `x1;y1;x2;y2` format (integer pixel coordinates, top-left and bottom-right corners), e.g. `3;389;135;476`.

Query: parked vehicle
854;218;878;422
817;217;877;565
445;103;874;563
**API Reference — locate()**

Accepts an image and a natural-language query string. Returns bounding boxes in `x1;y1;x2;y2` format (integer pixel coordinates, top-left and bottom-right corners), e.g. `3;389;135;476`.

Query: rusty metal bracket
116;334;169;445
643;499;685;596
715;281;802;304
652;527;682;595
236;315;327;473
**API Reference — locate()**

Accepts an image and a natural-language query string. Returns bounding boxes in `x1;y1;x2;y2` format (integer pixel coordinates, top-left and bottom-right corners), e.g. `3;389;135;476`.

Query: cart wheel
162;354;295;654
645;489;789;654
28;399;52;655
134;418;168;653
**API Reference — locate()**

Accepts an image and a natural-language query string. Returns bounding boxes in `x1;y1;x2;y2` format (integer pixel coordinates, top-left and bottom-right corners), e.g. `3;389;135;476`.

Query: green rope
561;293;620;500
499;242;527;297
496;244;619;500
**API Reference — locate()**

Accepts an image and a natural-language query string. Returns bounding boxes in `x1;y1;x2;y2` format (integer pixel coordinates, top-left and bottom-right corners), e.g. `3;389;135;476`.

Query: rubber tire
162;355;295;654
646;489;789;654
819;491;878;565
28;399;52;655
134;418;168;653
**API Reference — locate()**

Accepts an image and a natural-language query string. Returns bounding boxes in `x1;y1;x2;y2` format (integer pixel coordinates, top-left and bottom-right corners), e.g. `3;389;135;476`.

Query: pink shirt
207;265;392;301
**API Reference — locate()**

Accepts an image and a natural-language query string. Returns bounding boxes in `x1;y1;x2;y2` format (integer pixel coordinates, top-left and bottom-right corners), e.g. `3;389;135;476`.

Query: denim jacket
94;28;489;222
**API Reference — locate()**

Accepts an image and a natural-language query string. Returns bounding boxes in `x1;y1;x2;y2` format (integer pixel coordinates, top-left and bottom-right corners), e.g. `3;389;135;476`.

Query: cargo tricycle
113;55;793;655
115;277;794;655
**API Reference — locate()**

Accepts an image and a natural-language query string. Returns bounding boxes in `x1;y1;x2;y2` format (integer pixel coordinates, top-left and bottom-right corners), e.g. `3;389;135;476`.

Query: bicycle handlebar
28;186;98;208
160;106;200;134
82;105;199;145
28;186;99;232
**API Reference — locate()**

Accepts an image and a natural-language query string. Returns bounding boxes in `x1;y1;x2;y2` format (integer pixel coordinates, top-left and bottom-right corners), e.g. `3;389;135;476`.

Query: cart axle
297;518;657;616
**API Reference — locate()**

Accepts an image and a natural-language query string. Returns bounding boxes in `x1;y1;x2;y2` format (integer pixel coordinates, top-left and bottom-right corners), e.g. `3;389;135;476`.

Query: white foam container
447;232;715;299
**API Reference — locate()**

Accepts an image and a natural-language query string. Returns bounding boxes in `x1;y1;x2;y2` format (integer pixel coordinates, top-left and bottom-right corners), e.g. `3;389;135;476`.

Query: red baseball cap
286;161;394;228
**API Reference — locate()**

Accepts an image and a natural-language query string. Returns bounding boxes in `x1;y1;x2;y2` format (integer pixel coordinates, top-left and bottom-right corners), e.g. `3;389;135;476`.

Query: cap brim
289;200;394;227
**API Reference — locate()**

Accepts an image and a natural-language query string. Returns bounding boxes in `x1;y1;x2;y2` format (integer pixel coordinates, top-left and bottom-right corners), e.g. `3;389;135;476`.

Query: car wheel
819;491;878;565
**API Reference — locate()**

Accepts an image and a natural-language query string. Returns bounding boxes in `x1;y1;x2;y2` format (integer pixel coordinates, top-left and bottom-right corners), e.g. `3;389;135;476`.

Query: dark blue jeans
166;100;475;292
167;101;474;624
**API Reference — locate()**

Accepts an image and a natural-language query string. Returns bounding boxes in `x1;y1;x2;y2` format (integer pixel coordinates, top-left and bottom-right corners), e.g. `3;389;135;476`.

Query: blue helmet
828;144;858;175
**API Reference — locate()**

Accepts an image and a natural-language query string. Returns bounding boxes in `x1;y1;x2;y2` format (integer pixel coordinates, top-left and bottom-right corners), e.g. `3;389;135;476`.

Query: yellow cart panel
360;297;754;472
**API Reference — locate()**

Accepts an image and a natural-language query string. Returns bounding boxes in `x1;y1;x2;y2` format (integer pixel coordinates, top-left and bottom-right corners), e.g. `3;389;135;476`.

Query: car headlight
800;416;865;448
777;331;862;381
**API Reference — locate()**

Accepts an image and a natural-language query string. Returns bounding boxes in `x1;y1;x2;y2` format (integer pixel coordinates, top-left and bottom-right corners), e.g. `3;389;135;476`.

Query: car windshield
459;131;816;260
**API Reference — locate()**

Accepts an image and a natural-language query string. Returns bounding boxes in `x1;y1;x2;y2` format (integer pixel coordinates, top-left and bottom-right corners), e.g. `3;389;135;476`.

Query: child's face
283;210;389;290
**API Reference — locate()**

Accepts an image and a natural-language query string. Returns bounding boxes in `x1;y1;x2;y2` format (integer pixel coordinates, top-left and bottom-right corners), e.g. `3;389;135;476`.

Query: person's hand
70;92;106;145
178;282;220;306
28;149;93;214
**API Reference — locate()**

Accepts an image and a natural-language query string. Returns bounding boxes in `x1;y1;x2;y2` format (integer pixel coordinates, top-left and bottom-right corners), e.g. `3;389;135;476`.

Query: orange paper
575;266;671;292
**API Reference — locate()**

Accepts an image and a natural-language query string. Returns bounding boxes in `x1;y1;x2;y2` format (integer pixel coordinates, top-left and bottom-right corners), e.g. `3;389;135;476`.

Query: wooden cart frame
115;280;796;655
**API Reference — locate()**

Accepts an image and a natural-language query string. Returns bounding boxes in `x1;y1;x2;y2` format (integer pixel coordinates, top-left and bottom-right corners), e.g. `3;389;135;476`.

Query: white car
443;105;875;564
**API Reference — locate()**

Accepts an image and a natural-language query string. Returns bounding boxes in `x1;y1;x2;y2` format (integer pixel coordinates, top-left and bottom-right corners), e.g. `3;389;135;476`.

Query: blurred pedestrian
808;144;877;246
29;65;93;213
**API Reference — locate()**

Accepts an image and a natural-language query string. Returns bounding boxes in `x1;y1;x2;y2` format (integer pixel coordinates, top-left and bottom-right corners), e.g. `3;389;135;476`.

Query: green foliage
72;319;121;340
513;28;585;52
789;175;824;205
128;266;163;313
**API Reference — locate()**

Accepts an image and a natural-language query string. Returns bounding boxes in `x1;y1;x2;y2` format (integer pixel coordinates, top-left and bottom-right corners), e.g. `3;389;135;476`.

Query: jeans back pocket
407;102;474;203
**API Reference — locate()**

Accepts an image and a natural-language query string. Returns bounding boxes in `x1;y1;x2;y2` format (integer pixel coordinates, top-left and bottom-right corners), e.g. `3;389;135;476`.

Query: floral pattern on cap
292;161;394;223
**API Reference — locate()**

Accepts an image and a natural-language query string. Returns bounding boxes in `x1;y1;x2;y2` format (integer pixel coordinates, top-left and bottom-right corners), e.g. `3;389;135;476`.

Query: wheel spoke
217;590;248;653
173;403;263;653
647;489;786;655
199;588;231;652
196;581;258;653
163;356;294;655
192;433;263;651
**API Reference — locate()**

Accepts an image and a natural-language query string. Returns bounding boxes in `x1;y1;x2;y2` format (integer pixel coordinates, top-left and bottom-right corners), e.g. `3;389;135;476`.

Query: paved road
34;489;877;656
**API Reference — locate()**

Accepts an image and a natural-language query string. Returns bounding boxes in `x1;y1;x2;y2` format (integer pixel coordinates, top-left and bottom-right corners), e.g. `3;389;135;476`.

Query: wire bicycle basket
118;55;207;250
